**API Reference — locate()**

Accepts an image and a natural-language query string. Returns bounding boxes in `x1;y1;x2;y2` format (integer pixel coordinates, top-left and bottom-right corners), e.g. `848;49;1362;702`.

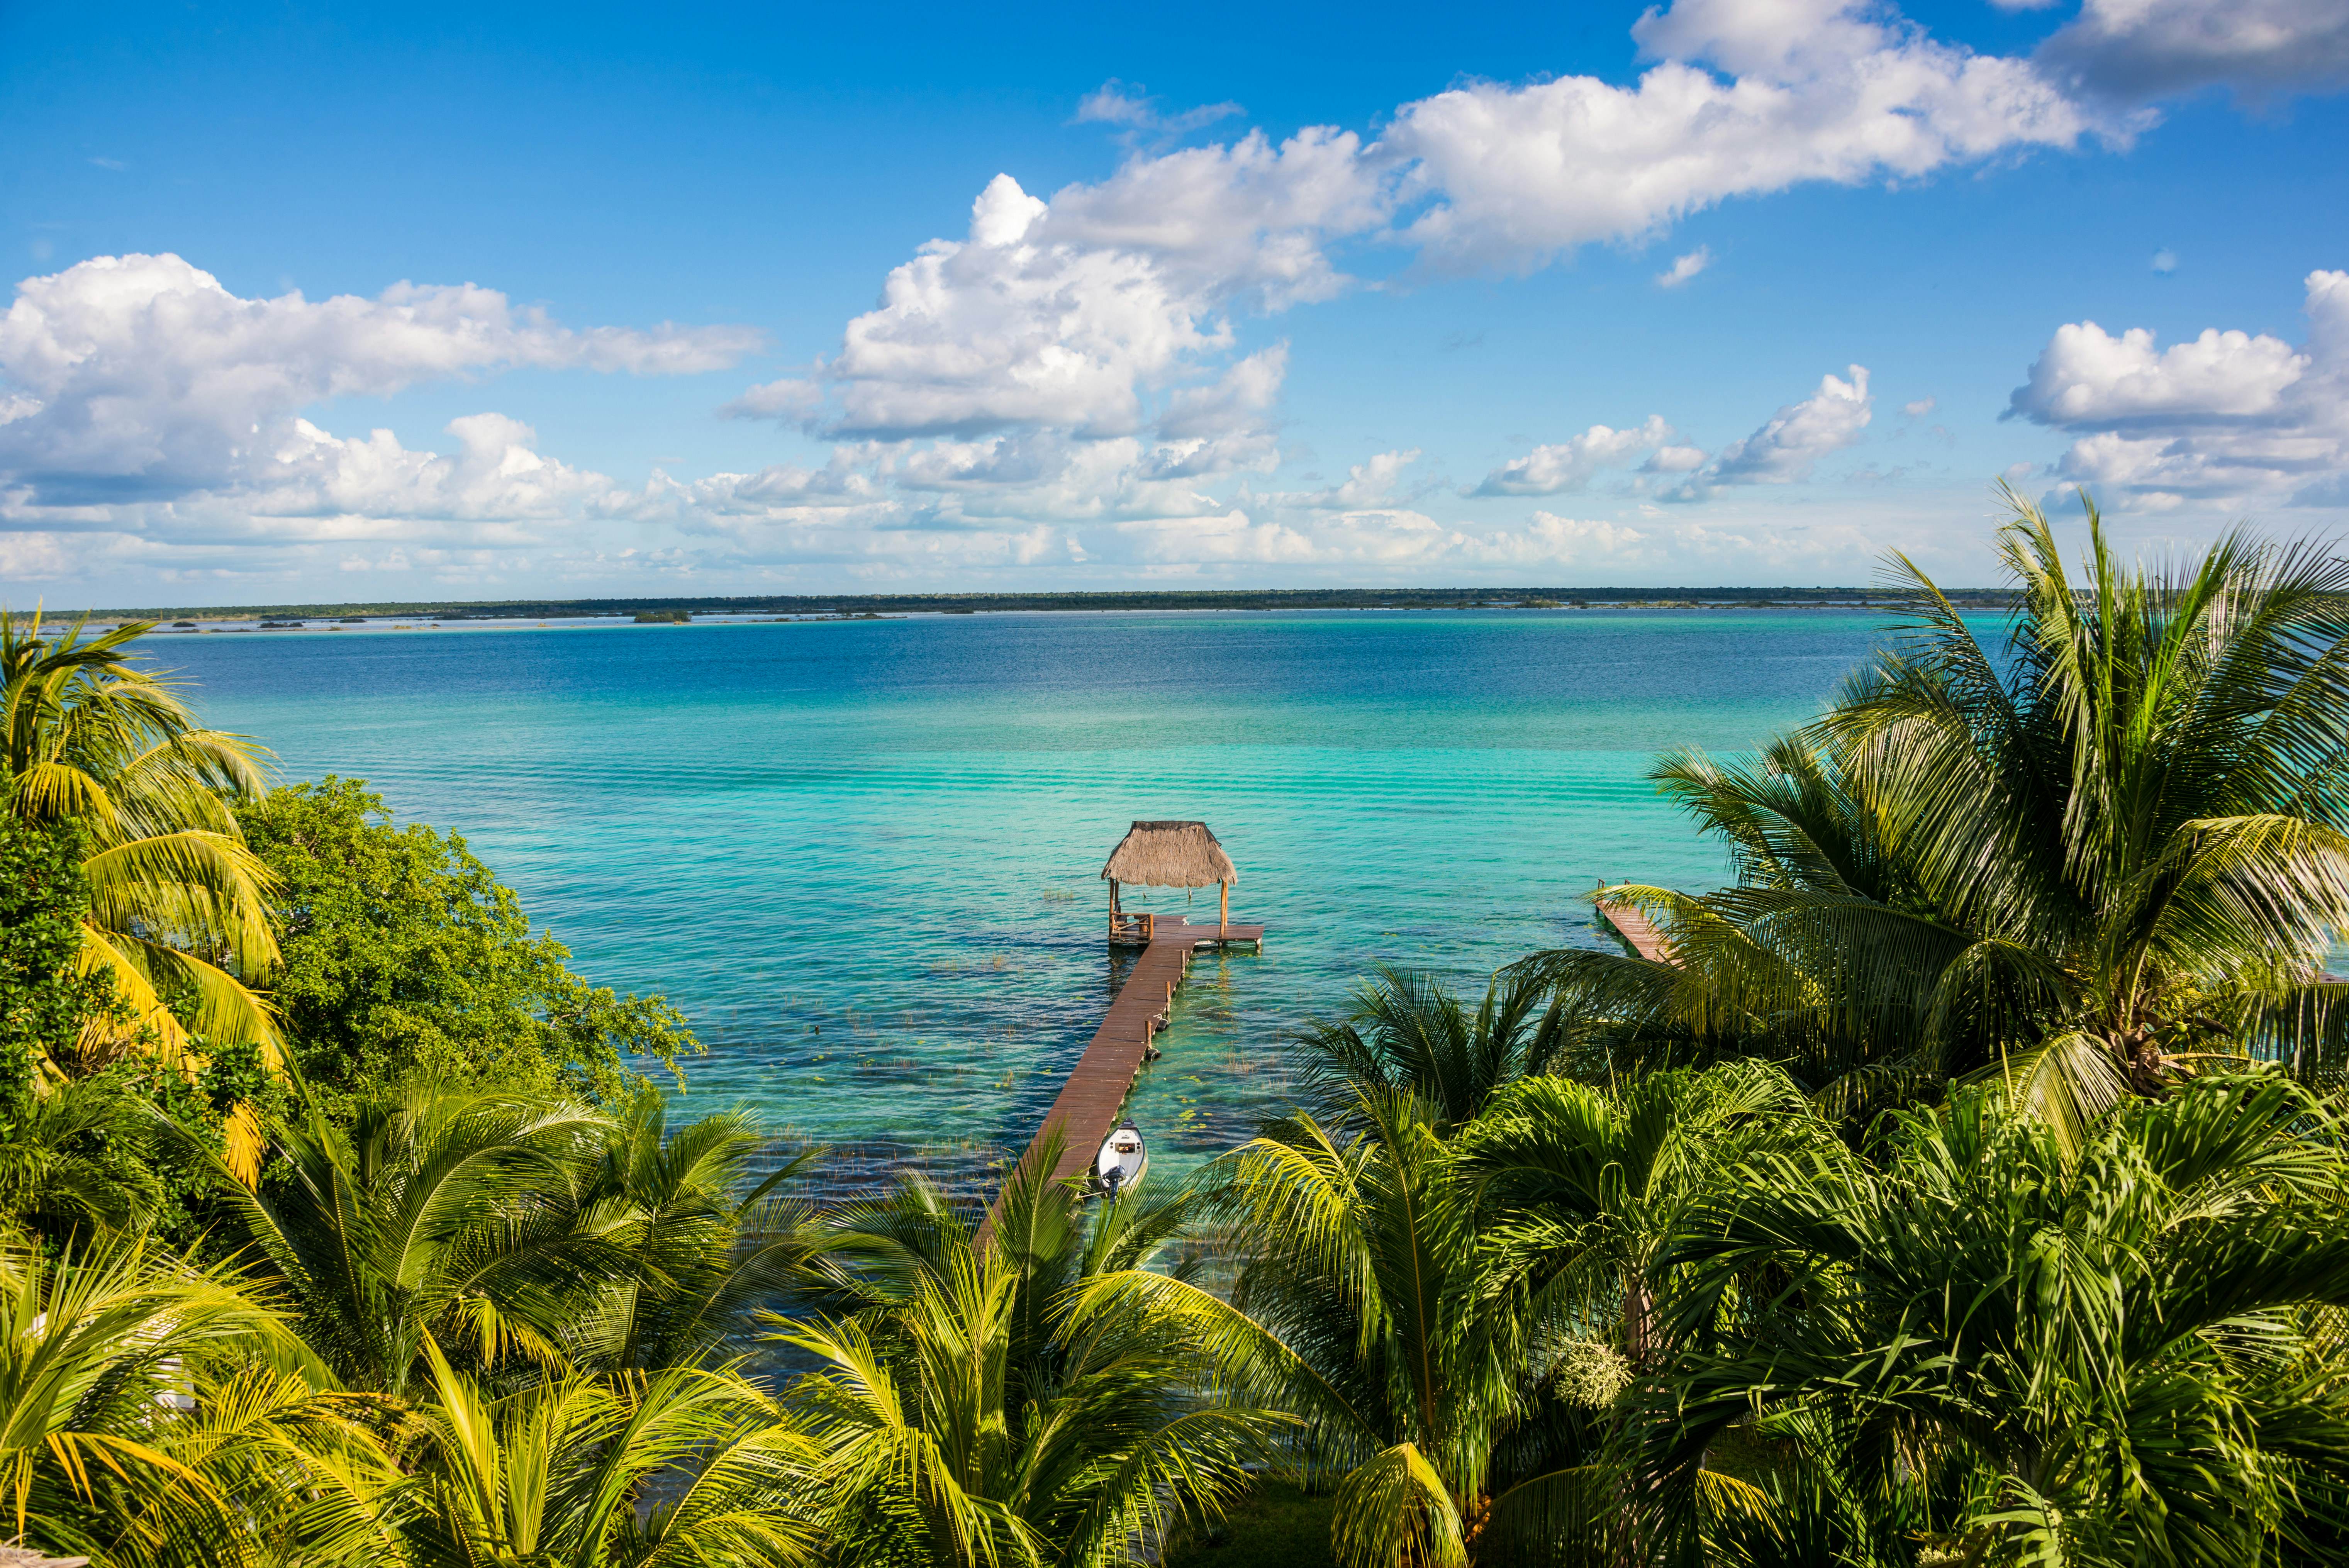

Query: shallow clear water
161;609;1906;1190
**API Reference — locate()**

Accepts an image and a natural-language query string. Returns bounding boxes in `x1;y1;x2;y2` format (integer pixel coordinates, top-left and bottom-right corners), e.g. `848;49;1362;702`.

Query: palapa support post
1219;878;1230;940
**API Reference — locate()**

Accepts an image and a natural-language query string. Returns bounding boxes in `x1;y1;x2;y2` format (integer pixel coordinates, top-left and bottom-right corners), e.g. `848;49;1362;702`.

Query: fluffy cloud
245;414;625;523
1472;417;1676;496
2008;269;2349;508
731;134;1372;446
1283;449;1425;510
1157;345;1288;439
2038;0;2349;102
1656;248;1712;288
750;0;2115;461
1385;0;2100;273
0;253;757;509
1666;366;1873;497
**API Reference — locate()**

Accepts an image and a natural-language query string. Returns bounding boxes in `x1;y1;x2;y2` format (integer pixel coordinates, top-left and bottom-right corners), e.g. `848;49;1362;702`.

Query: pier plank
1597;898;1675;964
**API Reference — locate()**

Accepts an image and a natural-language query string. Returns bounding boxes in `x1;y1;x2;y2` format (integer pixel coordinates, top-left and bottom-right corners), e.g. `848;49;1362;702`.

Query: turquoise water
162;610;1900;1190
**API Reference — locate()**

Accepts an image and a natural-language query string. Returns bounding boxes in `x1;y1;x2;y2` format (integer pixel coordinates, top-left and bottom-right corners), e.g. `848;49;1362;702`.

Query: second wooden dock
1598;897;1675;963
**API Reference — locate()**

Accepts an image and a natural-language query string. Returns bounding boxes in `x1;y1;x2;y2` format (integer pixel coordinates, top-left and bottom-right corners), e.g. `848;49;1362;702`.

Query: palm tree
1520;492;2349;1135
399;1335;818;1568
1;611;279;1173
0;1073;165;1235
1642;1070;2349;1566
119;1365;400;1568
1082;1085;1611;1568
1287;965;1568;1131
0;1228;331;1565
1463;1060;1823;1372
202;1083;624;1396
565;1090;828;1374
208;1082;842;1398
776;1140;1287;1567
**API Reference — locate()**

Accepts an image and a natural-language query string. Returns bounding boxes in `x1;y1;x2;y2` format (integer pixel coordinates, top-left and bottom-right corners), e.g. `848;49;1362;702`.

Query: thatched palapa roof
1101;820;1238;888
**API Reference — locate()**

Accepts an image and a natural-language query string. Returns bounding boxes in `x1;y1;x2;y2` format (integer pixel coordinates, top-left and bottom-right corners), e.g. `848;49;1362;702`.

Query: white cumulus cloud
1674;364;1874;496
2008;269;2349;508
246;414;624;523
1472;417;1677;496
1385;0;2101;273
0;252;758;507
1282;449;1425;510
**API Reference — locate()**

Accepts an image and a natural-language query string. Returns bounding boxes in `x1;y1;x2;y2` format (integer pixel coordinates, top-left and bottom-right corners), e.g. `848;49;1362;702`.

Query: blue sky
3;0;2346;602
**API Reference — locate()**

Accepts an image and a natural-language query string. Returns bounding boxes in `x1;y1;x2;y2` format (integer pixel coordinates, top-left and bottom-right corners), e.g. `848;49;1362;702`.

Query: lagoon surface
163;609;1911;1188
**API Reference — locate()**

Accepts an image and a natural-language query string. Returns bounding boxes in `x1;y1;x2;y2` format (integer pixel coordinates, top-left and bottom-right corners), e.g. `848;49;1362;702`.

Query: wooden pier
1597;897;1675;963
984;914;1263;1240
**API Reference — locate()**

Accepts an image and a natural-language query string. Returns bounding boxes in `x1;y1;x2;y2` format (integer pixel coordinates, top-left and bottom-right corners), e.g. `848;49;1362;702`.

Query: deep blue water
157;609;1906;1188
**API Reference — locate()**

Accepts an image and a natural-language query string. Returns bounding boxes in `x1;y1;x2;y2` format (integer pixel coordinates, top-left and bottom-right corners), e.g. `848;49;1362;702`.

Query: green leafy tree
236;777;694;1112
1522;493;2349;1136
0;814;246;1244
0;814;110;1097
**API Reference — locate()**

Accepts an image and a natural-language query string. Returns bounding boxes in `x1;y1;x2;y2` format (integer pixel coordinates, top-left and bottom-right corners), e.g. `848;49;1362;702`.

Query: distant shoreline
42;585;2019;624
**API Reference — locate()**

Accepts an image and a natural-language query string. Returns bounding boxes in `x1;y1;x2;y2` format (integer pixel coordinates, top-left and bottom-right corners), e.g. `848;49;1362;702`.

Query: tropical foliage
398;1337;817;1568
200;1082;823;1396
1646;1073;2349;1567
1285;964;1568;1130
1520;492;2349;1136
778;1138;1288;1567
12;503;2349;1568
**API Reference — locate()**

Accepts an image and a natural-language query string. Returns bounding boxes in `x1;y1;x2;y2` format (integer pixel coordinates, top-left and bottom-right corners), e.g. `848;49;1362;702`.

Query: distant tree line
70;584;2025;623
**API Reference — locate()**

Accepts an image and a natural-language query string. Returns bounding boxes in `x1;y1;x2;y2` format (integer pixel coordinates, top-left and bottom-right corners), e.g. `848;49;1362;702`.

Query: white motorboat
1094;1120;1147;1199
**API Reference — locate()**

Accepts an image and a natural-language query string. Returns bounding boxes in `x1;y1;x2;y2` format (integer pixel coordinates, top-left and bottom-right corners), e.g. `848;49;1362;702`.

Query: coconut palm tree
1644;1071;2349;1566
1463;1060;1824;1373
116;1364;401;1568
565;1091;828;1375
1080;1084;1629;1568
776;1141;1287;1567
1;611;280;1172
201;1083;624;1396
0;1072;165;1235
0;1228;338;1566
399;1335;818;1568
1519;492;2349;1136
1287;964;1569;1132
